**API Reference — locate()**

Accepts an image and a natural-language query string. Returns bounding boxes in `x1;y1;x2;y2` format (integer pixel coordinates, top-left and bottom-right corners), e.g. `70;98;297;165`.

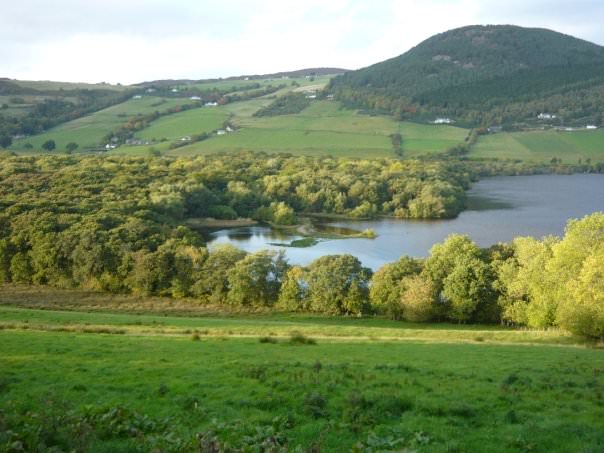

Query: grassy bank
0;286;593;346
0;306;602;452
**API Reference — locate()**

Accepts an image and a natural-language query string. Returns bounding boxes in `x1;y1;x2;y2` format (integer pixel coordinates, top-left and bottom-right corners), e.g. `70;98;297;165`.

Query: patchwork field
471;129;604;162
8;72;604;162
0;292;602;452
169;101;401;157
10;97;189;152
169;102;470;158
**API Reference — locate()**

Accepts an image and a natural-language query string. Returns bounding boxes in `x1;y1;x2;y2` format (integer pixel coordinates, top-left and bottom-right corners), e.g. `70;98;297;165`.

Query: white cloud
1;0;603;84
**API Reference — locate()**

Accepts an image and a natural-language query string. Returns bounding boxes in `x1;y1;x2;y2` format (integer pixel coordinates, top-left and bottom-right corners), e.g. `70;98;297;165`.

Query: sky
2;0;604;85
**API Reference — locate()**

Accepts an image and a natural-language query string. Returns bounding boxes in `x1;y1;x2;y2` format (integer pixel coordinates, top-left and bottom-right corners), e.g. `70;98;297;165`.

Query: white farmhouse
205;101;218;107
537;113;557;120
434;118;453;124
190;96;201;101
586;125;598;130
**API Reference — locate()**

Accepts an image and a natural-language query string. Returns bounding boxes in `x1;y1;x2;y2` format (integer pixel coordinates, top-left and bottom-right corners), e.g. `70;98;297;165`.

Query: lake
207;174;604;270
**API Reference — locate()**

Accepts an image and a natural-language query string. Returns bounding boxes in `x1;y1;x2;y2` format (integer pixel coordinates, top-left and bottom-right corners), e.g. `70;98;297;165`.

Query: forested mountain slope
329;25;604;126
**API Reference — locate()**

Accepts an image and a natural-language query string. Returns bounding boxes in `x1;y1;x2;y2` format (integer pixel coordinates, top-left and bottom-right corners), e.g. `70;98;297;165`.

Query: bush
289;331;316;345
304;392;327;418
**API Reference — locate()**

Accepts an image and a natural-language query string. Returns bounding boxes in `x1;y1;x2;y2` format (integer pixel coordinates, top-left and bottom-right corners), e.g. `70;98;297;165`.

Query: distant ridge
136;68;348;87
329;25;604;126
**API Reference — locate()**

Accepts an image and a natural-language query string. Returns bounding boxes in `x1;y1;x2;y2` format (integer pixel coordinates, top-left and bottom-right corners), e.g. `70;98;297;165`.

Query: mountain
329;25;604;126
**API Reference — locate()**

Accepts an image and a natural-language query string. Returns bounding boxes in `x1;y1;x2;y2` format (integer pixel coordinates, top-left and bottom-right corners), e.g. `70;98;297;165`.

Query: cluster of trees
254;93;311;117
0;153;477;223
370;213;604;339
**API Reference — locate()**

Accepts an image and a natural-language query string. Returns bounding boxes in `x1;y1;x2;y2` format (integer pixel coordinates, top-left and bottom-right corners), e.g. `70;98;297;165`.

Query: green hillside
135;107;229;142
170;101;397;157
330;25;604;126
10;97;187;152
471;129;604;162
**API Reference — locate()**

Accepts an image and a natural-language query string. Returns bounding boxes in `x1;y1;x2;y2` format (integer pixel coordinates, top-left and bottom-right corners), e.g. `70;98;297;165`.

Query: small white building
538;113;557;120
226;126;234;132
132;95;142;99
171;88;179;93
216;129;226;136
190;96;201;101
434;118;453;124
205;101;218;107
105;144;117;150
146;88;156;93
586;125;598;130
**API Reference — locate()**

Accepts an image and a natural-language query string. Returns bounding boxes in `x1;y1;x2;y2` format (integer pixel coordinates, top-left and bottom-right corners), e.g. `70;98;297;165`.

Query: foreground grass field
471;129;604;163
0;287;602;452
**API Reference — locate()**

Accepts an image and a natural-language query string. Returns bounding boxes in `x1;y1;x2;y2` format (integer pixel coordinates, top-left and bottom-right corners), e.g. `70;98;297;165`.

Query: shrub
304;392;327;418
289;331;316;345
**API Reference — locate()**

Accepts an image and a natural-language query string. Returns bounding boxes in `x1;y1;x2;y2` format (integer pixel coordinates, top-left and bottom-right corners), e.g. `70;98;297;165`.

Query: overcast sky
3;0;604;85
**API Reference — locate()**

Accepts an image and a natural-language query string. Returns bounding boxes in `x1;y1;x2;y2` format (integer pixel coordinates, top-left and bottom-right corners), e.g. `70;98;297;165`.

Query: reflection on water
208;174;604;270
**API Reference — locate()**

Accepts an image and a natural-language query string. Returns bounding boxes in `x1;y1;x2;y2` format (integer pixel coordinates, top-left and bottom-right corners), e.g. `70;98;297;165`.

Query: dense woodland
329;25;604;126
0;153;602;339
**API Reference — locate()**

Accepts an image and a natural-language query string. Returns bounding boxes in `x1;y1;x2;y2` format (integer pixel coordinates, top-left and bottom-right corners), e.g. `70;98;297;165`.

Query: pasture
10;97;188;152
135;107;229;142
470;129;604;162
171;101;400;157
167;101;470;158
399;122;469;157
0;294;602;452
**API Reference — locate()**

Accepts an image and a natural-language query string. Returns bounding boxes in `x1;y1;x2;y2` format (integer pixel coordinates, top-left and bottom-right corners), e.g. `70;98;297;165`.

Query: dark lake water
208;174;604;270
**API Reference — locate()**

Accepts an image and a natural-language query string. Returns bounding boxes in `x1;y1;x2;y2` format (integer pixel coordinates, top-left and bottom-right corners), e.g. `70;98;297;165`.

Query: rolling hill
329;25;604;126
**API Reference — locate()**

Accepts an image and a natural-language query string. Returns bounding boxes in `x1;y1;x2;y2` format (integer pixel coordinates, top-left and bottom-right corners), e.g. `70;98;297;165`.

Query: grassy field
170;101;400;158
167;102;470;158
0;287;603;452
471;129;604;162
135;107;229;142
9;97;188;152
399;122;469;157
